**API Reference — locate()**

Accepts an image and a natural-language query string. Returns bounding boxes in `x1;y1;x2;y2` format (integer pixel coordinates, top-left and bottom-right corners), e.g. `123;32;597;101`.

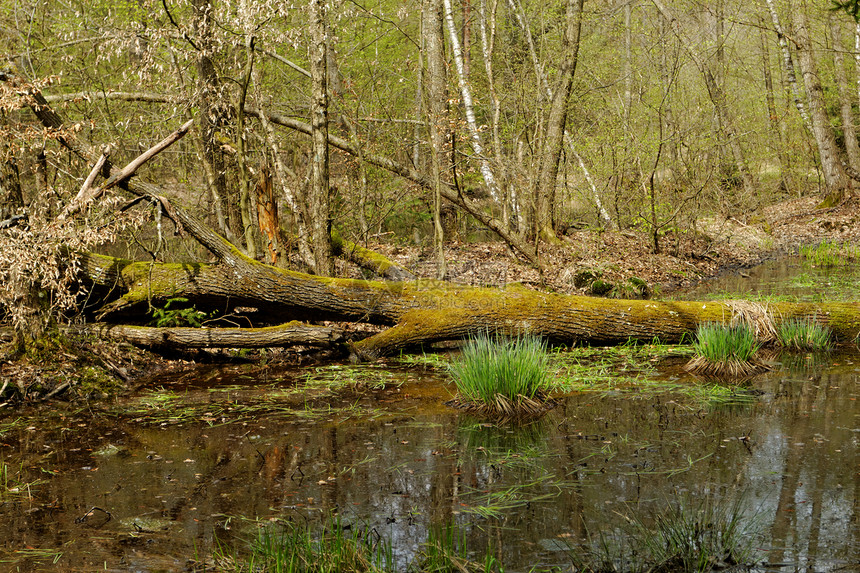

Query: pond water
2;256;860;572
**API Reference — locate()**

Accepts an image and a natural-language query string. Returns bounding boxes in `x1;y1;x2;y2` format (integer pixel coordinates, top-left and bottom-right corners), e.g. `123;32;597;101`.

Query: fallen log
94;322;343;349
76;252;860;359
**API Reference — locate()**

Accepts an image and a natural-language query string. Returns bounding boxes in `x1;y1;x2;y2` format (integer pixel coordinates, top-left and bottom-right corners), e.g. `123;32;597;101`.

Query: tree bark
190;0;234;240
442;0;501;202
830;16;860;172
96;322;343;349
310;0;334;275
534;0;585;243
792;1;850;196
764;0;812;132
424;0;449;279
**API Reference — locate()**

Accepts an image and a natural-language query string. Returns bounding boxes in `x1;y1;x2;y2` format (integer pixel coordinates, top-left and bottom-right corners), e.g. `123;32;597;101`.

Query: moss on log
76;252;860;358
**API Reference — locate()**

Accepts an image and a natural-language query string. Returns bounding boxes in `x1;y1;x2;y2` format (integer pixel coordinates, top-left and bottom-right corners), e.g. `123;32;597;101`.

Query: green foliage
776;318;832;351
149;297;208;328
226;516;393;573
449;333;554;417
692;323;760;364
799;240;859;267
687;323;764;378
219;518;500;573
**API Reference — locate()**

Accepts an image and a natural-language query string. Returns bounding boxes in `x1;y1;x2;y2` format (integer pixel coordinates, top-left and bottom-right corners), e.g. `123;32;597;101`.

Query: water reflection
0;351;859;571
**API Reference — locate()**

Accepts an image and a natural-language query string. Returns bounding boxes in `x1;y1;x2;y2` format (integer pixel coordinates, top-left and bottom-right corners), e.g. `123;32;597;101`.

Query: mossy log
77;252;860;359
94;322;343;349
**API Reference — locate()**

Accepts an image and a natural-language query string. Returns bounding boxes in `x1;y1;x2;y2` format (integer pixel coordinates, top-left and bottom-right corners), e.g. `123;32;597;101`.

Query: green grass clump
686;323;765;378
225;517;393;573
576;495;758;573
799;240;858;267
776;318;832;351
448;333;554;419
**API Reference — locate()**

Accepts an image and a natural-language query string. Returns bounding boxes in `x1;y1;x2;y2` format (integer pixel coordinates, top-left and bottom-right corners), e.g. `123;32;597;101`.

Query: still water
2;257;860;572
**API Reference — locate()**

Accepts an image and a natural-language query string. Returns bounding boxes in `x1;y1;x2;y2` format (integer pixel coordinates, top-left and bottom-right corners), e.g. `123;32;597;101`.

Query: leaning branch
32;86;538;266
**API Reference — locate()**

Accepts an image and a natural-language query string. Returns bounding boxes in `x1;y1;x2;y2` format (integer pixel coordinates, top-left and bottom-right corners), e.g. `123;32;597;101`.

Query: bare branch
99;119;194;192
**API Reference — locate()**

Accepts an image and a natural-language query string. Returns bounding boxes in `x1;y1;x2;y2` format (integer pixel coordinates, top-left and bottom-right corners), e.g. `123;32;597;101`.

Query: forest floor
377;193;860;297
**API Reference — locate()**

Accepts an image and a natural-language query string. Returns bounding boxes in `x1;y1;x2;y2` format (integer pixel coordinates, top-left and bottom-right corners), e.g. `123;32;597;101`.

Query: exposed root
684;355;771;379
446;393;557;422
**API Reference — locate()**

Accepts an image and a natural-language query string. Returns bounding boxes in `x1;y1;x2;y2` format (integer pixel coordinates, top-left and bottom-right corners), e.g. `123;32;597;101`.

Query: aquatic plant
800;239;858;267
775;317;832;351
218;519;500;573
575;495;759;573
448;332;555;419
685;323;766;378
417;524;502;573
223;516;394;573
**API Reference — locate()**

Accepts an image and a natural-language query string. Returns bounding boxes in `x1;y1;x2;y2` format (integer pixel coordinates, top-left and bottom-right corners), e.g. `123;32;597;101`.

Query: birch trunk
764;0;812;132
442;0;500;202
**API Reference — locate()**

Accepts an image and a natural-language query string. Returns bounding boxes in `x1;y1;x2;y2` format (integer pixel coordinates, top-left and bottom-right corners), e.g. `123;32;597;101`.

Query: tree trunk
424;0;449;279
96;322;343;349
760;14;793;194
191;0;234;240
792;1;850;196
830;16;860;172
310;0;334;275
534;0;585;243
442;0;501;202
764;0;812;132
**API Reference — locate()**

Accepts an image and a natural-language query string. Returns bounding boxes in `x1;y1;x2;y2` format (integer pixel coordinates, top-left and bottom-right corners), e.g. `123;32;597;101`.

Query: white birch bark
764;0;812;133
442;0;499;201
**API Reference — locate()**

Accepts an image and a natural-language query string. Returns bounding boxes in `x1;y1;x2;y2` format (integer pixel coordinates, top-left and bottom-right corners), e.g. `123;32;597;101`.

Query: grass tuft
775;317;832;351
799;239;859;267
220;517;393;573
685;323;767;378
448;332;555;420
576;495;759;573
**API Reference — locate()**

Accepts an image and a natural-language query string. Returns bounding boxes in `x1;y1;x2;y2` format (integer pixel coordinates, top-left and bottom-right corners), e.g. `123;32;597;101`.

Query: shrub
448;332;554;419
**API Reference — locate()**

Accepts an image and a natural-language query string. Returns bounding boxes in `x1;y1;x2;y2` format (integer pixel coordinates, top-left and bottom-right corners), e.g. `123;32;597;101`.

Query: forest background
3;0;860;359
